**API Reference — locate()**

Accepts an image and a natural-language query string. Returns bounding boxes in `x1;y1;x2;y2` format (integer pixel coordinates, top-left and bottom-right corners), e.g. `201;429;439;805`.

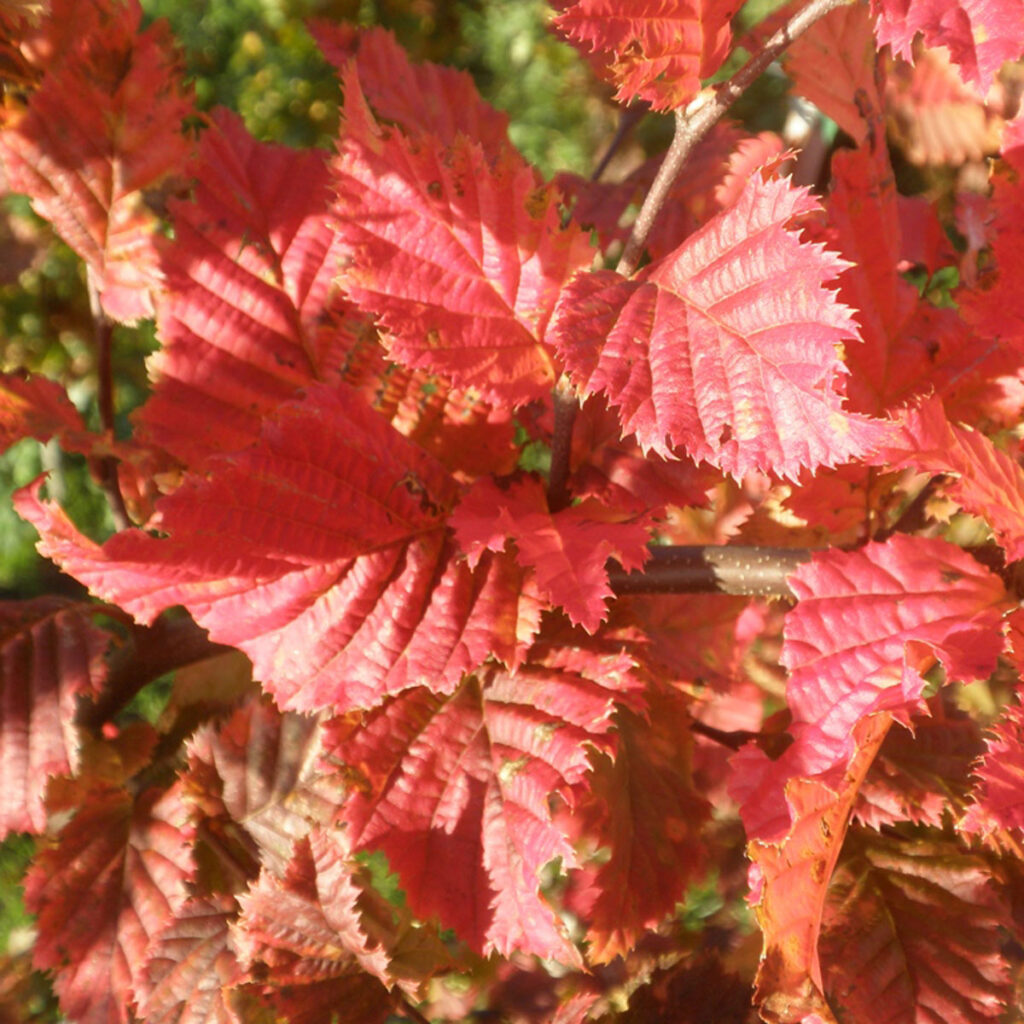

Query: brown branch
77;612;234;730
610;545;811;598
547;374;579;512
616;0;854;278
87;270;132;531
609;539;1023;599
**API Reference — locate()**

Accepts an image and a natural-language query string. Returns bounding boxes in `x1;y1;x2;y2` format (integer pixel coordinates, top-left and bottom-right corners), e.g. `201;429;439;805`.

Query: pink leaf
959;695;1024;837
136;894;244;1024
184;697;343;877
232;831;393;1023
26;781;194;1024
880;397;1024;562
871;0;1024;92
554;0;740;112
312;24;511;159
332;65;594;406
552;172;881;478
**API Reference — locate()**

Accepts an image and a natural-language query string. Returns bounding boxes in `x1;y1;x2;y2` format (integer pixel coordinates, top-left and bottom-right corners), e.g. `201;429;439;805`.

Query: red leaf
870;0;1024;92
452;476;649;633
17;386;541;713
25;781;194;1024
565;689;709;963
311;24;511;159
233;831;392;1023
137;110;353;467
0;0;192;322
330;662;626;963
785;2;883;147
737;715;893;1024
554;0;740;112
880;397;1024;562
821;835;1011;1024
331;64;594;406
0;598;108;836
0;373;87;452
552;172;880;478
136;894;243;1024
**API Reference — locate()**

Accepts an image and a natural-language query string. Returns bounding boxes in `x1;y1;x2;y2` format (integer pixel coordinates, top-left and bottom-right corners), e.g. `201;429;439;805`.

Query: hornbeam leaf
870;0;1024;92
785;1;883;147
329;663;625;964
331;64;595;406
881;397;1024;562
554;0;740;112
25;780;194;1024
0;0;192;322
452;476;649;633
311;23;512;159
137;109;354;467
233;831;392;1024
564;688;709;964
551;172;881;478
135;894;244;1024
731;536;1009;1022
16;386;540;713
959;696;1024;838
0;598;108;836
820;835;1011;1024
184;698;343;878
0;373;87;452
854;697;985;830
736;715;893;1024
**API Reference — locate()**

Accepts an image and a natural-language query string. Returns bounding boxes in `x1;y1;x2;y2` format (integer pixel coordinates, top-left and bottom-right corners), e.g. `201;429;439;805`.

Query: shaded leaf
552;172;879;478
184;697;343;878
136;894;244;1024
452;475;649;633
821;834;1011;1024
0;597;108;837
17;386;541;713
565;688;709;963
232;831;392;1024
26;781;194;1024
854;696;985;830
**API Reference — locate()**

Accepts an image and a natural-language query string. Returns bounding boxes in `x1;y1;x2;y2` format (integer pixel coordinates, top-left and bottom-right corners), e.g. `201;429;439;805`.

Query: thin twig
547;375;579;512
617;0;854;277
87;270;132;531
590;103;647;183
76;612;234;730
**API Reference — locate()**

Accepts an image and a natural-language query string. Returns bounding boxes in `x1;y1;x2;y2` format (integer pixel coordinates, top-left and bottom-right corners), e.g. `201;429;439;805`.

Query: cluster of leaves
3;0;1024;1021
